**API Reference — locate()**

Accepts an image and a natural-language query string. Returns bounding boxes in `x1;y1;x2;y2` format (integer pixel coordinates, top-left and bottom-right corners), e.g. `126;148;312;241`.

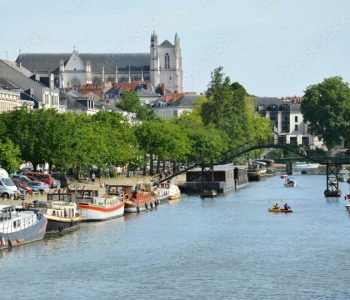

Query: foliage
301;76;350;149
201;67;272;158
0;139;21;173
117;90;156;121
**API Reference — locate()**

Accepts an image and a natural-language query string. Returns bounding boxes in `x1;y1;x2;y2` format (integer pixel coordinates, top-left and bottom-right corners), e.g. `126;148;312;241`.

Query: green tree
201;67;271;155
0;139;21;173
117;90;155;120
301;76;350;149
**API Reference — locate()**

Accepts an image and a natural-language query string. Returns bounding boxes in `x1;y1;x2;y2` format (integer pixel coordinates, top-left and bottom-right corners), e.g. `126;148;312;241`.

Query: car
22;171;57;188
51;172;69;188
12;178;33;195
26;181;50;194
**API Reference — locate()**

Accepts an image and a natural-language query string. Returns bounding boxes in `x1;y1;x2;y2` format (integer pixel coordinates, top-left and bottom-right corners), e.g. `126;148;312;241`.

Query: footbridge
159;141;350;197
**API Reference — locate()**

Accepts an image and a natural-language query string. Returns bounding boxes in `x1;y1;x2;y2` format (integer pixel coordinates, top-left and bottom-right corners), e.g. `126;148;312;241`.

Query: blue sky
1;0;349;97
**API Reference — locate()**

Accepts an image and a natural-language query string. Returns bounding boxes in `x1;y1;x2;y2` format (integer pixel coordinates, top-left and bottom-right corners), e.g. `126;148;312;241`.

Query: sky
1;0;349;97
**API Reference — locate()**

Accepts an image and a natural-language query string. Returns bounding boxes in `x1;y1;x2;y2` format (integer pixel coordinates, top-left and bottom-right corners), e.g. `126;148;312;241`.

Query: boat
111;184;156;213
0;205;47;250
32;199;82;235
293;161;319;169
284;176;296;187
200;189;218;198
168;184;181;200
338;168;350;182
345;194;350;211
248;161;267;181
268;208;293;213
77;189;124;221
154;182;170;203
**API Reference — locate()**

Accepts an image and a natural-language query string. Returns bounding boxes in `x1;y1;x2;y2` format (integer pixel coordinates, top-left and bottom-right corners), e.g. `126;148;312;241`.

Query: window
290;137;297;146
279;104;290;133
173;110;178;117
295;124;298;131
295;116;298;122
278;135;286;145
302;136;309;146
165;53;170;69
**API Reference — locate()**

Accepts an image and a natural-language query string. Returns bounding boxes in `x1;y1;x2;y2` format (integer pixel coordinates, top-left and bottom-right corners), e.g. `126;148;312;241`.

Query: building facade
254;96;324;149
0;59;59;109
0;87;21;112
16;32;183;94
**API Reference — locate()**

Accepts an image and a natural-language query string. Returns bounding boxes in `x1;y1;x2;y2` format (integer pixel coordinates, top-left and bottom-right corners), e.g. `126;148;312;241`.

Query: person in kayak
273;203;280;209
284;203;290;210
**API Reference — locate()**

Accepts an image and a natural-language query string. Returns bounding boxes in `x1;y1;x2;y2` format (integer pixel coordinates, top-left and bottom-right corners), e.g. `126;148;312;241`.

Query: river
0;175;349;299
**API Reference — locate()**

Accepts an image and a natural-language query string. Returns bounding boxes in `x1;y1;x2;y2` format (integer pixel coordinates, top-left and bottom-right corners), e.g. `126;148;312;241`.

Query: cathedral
16;32;183;93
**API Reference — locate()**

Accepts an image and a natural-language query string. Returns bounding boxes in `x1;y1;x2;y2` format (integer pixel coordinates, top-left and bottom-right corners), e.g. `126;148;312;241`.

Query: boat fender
8;239;12;248
136;206;140;213
145;203;148;210
155;201;158;207
124;194;129;201
1;237;5;246
150;202;153;209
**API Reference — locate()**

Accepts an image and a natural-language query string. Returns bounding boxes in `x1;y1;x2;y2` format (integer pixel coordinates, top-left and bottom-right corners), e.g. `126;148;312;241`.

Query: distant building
0;59;59;109
16;32;183;94
254;96;324;149
148;94;199;119
0;79;22;112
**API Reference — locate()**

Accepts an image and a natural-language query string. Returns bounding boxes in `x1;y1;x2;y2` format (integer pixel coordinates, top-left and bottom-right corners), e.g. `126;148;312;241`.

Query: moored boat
76;189;124;221
338;168;350;182
154;182;170;203
0;205;47;250
293;161;319;169
168;184;181;200
124;183;156;213
33;199;82;235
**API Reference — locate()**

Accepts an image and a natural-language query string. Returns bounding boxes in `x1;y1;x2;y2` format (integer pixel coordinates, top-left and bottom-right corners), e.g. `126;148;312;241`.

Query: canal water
1;175;350;299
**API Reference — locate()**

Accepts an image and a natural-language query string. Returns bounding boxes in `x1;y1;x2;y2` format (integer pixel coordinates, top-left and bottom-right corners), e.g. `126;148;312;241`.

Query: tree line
0;67;275;175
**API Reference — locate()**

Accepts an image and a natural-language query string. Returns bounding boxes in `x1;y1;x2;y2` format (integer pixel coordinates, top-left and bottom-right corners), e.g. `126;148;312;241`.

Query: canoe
268;208;293;213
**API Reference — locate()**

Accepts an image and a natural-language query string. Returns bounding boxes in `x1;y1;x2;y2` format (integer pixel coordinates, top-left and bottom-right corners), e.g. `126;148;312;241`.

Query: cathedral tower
150;32;183;93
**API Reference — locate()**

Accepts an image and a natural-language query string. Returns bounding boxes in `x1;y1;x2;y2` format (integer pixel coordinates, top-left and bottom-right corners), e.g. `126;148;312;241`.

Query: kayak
268;208;293;213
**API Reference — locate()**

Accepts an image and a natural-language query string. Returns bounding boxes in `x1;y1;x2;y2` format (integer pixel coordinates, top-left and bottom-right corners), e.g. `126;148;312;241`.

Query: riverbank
0;174;186;207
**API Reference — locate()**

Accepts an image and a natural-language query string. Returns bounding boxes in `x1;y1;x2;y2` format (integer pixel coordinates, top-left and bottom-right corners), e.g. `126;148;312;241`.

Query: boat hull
124;199;156;213
0;214;47;250
79;202;124;221
268;208;293;213
45;217;81;235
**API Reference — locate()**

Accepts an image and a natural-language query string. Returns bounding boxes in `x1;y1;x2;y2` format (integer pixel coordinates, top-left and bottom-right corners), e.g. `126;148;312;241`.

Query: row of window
0;101;21;112
0;92;20;101
278;136;310;146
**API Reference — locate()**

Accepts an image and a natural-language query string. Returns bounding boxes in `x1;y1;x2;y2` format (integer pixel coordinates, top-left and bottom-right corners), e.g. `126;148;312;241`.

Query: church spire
102;65;105;83
128;65;131;83
141;66;144;82
86;60;92;84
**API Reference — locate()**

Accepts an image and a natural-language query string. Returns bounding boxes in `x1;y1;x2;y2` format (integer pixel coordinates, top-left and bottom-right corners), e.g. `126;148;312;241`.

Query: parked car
11;173;32;184
11;178;33;195
22;171;57;188
51;172;69;188
26;181;50;194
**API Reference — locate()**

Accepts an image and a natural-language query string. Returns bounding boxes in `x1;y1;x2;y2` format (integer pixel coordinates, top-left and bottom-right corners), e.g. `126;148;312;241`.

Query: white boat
293;161;320;169
338;168;350;182
168;184;181;200
155;183;170;203
0;205;47;250
75;190;125;221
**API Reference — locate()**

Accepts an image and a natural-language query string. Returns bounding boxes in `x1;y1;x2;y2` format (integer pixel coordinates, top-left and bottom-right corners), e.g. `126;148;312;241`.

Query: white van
0;168;19;199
